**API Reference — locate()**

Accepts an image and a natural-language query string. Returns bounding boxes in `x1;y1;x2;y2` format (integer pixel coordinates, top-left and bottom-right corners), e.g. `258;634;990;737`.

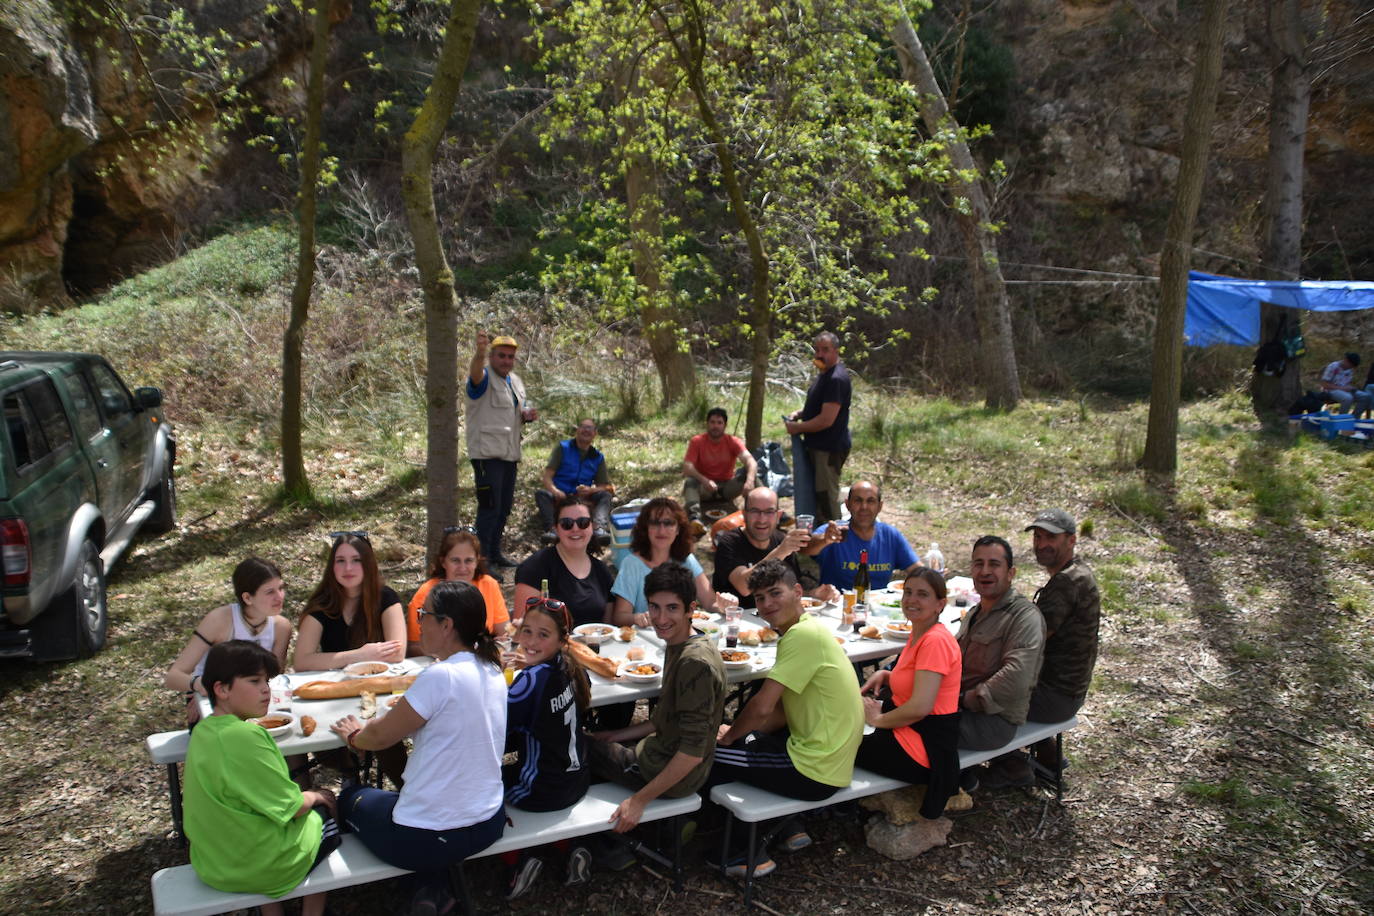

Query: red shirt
890;624;961;767
684;433;745;482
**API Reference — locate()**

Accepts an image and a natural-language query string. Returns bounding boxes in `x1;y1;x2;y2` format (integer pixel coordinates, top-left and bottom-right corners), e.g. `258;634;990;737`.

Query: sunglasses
523;595;572;629
442;525;478;535
557;517;593;530
329;530;370;542
647;518;678;529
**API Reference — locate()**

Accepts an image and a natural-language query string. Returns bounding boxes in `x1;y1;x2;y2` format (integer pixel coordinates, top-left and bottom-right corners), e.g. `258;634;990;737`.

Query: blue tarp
1185;270;1374;347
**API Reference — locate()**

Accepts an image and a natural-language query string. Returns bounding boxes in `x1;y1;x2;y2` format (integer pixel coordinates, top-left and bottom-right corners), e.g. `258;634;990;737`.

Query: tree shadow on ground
1150;435;1374;911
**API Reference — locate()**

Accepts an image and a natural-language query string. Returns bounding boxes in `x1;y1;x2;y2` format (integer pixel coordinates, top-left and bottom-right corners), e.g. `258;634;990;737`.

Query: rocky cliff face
0;0;341;311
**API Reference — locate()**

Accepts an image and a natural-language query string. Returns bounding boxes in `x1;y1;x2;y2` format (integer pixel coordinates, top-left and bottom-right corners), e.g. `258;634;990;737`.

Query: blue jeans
339;785;505;884
472;458;518;560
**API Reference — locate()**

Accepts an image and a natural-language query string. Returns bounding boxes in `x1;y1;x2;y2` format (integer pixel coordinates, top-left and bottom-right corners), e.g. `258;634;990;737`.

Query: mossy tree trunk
1142;0;1228;474
890;3;1020;411
400;0;483;554
1252;0;1310;423
281;0;333;500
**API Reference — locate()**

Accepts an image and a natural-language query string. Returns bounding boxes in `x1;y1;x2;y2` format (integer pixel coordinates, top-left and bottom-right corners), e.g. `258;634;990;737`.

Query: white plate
719;648;755;669
617;660;662;682
573;623;617;644
690;611;720;623
343;661;392;678
252;712;295;737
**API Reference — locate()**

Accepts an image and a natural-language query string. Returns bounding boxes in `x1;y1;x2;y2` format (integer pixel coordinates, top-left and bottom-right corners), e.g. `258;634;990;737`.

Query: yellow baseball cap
490;335;518;349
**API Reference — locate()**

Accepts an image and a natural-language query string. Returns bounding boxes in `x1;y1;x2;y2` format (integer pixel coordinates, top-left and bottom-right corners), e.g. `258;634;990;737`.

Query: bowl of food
618;661;662;682
252;712;296;737
344;661;390;677
720;648;754;668
573;623;616;645
884;619;913;640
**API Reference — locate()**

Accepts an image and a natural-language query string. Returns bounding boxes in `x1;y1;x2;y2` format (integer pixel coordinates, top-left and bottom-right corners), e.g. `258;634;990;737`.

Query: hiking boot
591;834;637;871
774;816;812;852
958;766;982;794
490;554;519;569
540;529;559;546
504;854;543;900
981;753;1035;790
592;528;611;549
564;845;592;886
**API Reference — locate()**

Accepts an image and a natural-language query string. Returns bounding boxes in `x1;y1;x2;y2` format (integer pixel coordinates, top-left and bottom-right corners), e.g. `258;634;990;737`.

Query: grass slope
0;227;1370;913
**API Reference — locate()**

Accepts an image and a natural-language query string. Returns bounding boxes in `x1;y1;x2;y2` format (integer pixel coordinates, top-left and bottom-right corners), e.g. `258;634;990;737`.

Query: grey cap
1025;509;1076;535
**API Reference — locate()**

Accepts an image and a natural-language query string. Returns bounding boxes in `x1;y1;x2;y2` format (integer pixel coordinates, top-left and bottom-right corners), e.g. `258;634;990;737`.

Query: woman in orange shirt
407;526;510;656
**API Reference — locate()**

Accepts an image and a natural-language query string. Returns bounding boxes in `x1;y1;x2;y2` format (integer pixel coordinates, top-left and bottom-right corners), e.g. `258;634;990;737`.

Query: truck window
90;364;132;421
3;390;48;473
64;370;103;440
27;378;74;456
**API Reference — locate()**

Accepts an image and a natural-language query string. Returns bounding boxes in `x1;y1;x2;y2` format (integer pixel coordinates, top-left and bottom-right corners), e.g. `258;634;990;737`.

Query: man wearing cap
467;330;537;568
1319;352;1361;410
983;510;1100;789
535;418;615;546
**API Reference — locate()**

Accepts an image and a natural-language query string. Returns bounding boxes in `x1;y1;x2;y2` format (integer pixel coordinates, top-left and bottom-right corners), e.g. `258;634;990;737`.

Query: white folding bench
151;782;701;916
709;716;1079;906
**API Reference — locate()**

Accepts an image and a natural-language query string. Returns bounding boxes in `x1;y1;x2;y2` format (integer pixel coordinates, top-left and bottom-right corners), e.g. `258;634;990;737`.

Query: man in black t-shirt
713;487;839;609
784;331;852;524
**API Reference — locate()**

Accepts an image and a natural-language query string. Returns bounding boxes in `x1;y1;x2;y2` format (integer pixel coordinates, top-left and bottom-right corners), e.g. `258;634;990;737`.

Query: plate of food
343;661;391;678
252;712;295;737
691;610;720;623
615;625;637;643
618;661;662;682
573;623;617;645
719;648;755;668
858;624;883;640
800;596;827;610
884;619;913;640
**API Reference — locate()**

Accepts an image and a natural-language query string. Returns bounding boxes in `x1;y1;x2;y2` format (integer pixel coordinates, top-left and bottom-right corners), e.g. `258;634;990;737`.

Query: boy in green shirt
709;559;864;876
184;640;340;915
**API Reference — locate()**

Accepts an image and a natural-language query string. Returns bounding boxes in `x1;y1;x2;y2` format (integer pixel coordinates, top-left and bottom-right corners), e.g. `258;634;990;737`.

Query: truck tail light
0;519;31;587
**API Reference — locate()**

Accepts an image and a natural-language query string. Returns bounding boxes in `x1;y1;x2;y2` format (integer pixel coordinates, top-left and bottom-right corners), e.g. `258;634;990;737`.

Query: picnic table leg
1054;732;1065;802
449;862;475;916
166;763;185;844
743;821;759;908
671;813;684;892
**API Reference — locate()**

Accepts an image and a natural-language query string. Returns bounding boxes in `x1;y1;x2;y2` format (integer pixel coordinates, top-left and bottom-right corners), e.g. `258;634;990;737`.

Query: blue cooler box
609;505;643;568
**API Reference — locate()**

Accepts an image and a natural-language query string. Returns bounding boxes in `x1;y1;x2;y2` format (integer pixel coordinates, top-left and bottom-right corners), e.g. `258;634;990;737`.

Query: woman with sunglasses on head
293;533;406;671
331;581;507;916
407;527;510;656
498;596;593;898
514;495;614;629
610;496;726;628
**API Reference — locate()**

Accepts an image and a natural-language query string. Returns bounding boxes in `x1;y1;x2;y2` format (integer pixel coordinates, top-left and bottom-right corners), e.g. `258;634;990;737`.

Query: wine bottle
854;549;870;607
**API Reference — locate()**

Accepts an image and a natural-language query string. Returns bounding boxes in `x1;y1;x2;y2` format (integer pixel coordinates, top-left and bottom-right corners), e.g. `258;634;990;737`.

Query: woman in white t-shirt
331;580;507;914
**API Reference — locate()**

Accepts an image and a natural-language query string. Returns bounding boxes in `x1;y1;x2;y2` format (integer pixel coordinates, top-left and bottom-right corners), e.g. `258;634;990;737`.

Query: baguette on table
293;673;416;700
566;638;621;680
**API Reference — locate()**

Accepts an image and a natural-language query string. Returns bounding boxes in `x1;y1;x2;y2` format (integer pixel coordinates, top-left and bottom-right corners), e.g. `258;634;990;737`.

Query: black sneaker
708;844;777;879
592;529;611;549
592;834;637;871
491;554;520;569
958;766;982;794
505;854;543;900
564;845;592;886
774;816;812;852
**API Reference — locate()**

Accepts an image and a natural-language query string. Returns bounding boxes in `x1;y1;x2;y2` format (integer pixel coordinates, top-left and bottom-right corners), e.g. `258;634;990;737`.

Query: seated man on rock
682;407;757;539
535;417;615;546
984;510;1099;788
956;535;1045;786
804;480;921;591
707;560;864;877
713;487;839;609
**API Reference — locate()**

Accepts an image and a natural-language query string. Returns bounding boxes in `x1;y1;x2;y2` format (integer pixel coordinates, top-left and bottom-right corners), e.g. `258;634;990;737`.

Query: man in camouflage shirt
984;509;1101;788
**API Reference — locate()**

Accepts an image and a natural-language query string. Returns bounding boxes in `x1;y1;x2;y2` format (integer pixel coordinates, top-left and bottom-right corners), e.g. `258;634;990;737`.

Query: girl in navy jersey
500;596;592;898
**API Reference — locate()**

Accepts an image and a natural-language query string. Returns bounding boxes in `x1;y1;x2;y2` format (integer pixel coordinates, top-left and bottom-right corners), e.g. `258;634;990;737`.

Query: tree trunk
670;0;770;448
281;0;333;500
1142;0;1228;474
400;0;483;555
1252;0;1310;422
624;137;696;406
890;3;1020;410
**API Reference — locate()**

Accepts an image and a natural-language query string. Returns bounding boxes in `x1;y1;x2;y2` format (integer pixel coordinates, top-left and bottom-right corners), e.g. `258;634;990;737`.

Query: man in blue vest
535;418;616;546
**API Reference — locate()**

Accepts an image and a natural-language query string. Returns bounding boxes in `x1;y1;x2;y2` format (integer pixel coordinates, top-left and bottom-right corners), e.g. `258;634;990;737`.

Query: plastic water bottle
925;542;946;574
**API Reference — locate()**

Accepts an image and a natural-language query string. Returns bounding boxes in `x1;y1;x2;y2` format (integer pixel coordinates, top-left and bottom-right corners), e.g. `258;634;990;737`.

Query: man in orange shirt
681;407;757;538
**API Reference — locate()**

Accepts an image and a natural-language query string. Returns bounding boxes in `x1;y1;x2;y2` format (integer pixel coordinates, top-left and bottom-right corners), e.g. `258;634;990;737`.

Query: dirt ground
0;400;1370;915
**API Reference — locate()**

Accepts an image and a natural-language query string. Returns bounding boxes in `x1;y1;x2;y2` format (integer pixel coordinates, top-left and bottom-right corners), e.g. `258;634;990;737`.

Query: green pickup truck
0;352;176;660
